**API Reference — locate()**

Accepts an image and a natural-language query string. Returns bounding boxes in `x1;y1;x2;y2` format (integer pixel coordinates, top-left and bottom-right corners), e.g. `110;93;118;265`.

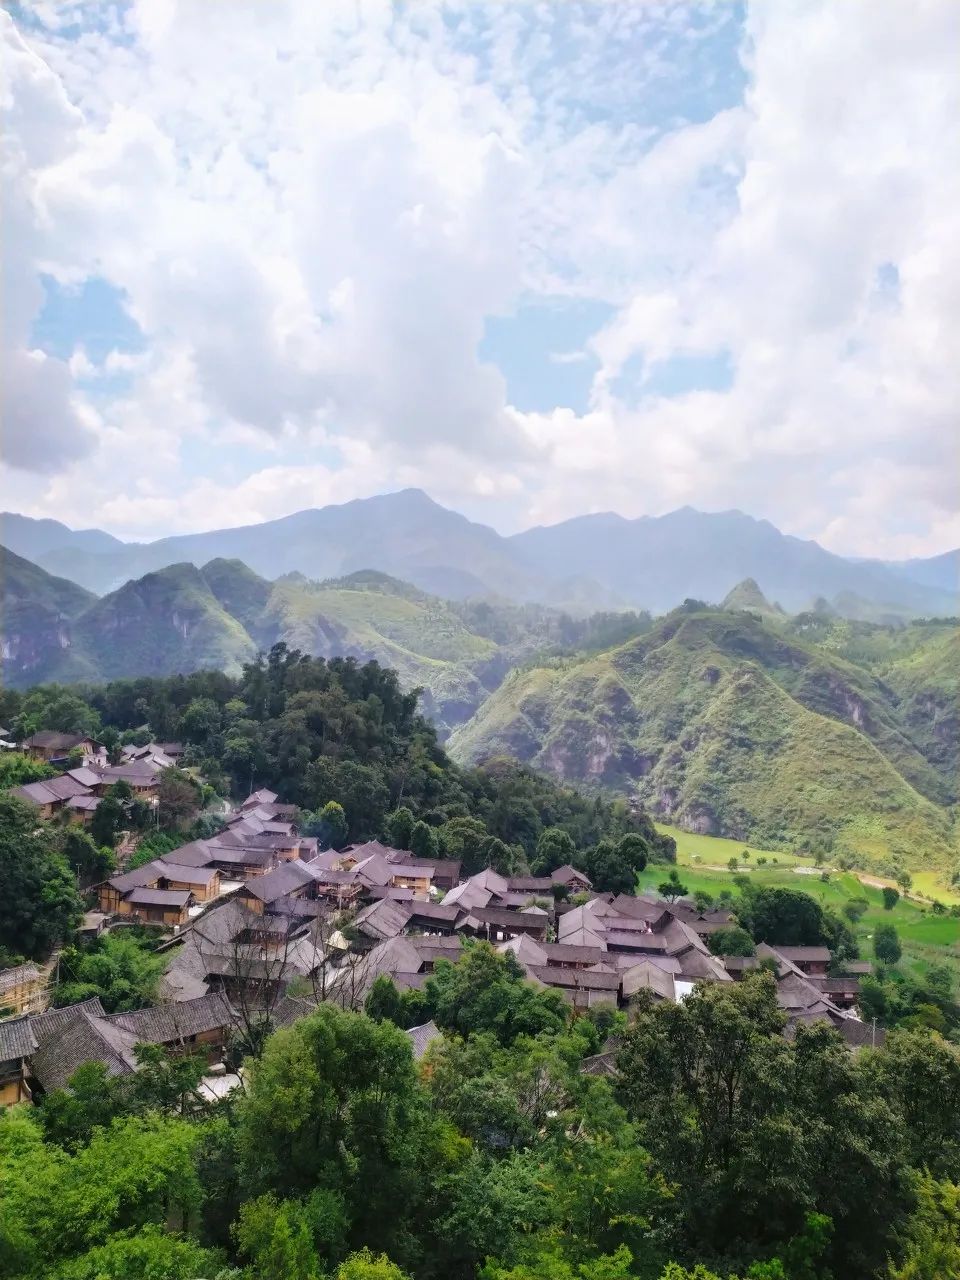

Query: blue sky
3;1;958;558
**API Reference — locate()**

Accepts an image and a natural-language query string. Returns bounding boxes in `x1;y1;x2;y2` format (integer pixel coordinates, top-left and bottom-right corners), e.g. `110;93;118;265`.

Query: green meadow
643;823;960;979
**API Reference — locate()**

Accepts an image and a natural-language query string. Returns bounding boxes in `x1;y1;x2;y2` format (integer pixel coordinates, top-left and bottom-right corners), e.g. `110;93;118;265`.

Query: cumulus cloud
1;1;957;557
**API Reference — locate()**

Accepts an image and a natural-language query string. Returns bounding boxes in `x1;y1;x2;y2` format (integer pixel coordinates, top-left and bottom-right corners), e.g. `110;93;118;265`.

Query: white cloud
1;1;957;558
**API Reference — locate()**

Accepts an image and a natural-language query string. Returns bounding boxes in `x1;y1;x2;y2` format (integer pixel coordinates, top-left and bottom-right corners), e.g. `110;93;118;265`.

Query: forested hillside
450;606;960;873
2;962;959;1280
0;552;652;734
0;649;672;865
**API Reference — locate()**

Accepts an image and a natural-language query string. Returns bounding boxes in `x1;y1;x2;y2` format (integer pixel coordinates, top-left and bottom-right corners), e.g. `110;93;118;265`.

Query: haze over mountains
2;490;956;618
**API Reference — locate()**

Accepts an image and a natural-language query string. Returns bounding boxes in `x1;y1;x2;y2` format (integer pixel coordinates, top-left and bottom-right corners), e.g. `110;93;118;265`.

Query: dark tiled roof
24;731;90;750
126;888;192;908
540;943;605;966
406;1020;442;1060
529;965;620;991
109;863;163;893
467;907;549;930
107;994;232;1044
775;946;831;962
0;1016;38;1060
240;861;317;903
30;1008;138;1091
156;861;219;886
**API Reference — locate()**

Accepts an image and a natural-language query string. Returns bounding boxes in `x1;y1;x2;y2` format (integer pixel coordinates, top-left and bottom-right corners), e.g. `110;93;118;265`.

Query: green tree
61;827;114;885
533;827;578;875
888;1174;960;1280
586;841;636;896
157;767;200;830
843;897;870;923
437;816;490;876
658;869;688;903
54;932;165;1013
409;820;439;860
896;871;913;894
738;887;830;947
384;806;415;850
707;925;756;957
315;800;349;850
426;943;568;1046
865;1029;960;1180
90;794;124;849
874;923;903;967
883;887;901;910
53;1224;224;1280
236;1004;426;1256
0;795;83;960
233;1191;346;1280
178;696;222;746
481;835;525;876
617;973;907;1274
336;1249;412;1280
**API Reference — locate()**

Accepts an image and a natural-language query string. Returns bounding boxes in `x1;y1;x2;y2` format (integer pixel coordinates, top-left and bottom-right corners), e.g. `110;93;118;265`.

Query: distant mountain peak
721;578;782;614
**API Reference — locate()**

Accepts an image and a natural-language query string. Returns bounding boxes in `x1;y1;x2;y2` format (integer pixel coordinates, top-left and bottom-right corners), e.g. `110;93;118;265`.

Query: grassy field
646;823;960;979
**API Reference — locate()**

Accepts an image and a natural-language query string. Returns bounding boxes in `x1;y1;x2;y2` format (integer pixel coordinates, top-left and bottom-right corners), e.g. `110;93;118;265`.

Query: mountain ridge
3;491;955;618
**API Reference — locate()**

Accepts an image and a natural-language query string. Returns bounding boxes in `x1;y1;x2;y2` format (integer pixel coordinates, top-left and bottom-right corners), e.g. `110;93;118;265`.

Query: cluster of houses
11;734;183;823
0;992;233;1107
0;776;880;1109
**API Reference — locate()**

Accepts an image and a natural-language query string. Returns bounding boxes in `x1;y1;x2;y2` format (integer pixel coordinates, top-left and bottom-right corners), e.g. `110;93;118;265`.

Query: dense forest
2;957;960;1279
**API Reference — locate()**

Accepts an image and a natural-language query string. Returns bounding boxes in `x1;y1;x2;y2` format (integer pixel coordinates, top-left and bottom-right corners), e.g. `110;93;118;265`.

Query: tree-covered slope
0;545;97;686
68;563;261;679
260;570;498;730
449;607;959;867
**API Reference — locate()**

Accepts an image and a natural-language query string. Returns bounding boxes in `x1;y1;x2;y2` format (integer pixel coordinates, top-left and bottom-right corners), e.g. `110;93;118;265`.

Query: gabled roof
108;863;164;894
354;897;413;941
66;766;102;788
773;946;832;963
551;864;592;886
161;840;217;868
406;1020;442;1061
352;852;394;887
155;861;219;886
106;993;231;1044
0;962;42;995
66;794;101;812
242;789;278;808
30;1007;138;1091
0;1015;38;1060
239;859;318;904
621;960;677;1001
496;933;549;968
23;731;92;750
442;880;491;910
126;888;192;908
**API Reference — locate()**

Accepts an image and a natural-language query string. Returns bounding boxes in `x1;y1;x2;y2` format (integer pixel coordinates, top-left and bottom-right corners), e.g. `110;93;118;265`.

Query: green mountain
448;606;959;869
720;577;785;617
70;563;261;680
0;546;97;686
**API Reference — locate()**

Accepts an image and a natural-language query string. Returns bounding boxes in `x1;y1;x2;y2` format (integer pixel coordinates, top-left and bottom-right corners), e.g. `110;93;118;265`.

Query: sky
2;0;958;559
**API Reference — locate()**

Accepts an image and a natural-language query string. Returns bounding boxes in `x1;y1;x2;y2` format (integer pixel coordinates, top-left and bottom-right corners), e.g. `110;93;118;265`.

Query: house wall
99;886;124;913
0;977;47;1016
0;1070;31;1107
391;872;431;898
163;876;220;902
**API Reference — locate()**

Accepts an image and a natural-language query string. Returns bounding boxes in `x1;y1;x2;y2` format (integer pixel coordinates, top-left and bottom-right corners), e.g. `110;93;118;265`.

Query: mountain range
2;531;957;871
2;490;956;617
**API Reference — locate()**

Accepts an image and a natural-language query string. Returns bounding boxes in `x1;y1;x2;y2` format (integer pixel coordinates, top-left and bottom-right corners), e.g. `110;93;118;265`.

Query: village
0;728;880;1109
